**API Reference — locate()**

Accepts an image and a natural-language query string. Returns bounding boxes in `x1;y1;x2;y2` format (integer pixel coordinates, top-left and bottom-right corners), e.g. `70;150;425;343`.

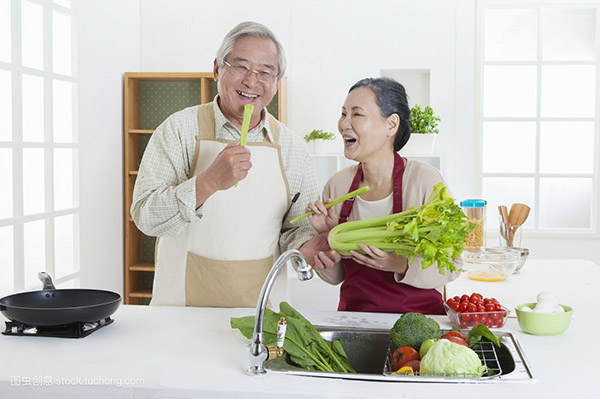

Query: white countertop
1;259;598;398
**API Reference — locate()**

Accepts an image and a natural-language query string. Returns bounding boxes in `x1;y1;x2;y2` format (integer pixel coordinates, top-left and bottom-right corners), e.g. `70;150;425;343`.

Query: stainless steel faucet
247;249;314;375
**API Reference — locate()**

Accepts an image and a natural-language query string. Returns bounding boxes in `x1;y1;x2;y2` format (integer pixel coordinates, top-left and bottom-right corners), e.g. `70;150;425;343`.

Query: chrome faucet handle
246;250;313;376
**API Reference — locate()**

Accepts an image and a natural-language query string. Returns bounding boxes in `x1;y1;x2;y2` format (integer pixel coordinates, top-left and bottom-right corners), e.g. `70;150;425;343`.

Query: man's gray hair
215;21;286;81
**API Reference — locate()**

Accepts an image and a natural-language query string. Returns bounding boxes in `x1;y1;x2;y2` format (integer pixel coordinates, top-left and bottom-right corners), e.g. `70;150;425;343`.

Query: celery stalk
289;186;371;224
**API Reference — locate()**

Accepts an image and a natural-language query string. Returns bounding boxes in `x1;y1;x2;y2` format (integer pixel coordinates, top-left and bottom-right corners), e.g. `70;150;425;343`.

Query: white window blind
478;2;599;235
0;0;79;296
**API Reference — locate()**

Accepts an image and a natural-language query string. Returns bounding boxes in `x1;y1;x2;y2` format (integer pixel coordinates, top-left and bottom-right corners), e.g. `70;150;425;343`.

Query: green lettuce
420;339;486;376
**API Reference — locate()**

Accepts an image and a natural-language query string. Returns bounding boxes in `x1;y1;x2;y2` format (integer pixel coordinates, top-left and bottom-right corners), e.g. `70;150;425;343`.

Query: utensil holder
499;219;522;247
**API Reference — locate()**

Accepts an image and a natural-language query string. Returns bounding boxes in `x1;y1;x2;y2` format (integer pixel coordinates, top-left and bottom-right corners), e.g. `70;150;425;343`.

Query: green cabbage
420;339;486;376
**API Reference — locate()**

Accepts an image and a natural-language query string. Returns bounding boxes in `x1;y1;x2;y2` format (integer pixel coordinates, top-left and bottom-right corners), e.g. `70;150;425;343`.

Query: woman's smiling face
338;87;397;162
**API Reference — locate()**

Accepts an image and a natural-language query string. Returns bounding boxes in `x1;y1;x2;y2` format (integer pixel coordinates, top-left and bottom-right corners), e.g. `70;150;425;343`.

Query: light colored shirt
355;193;393;221
317;159;461;291
131;98;319;253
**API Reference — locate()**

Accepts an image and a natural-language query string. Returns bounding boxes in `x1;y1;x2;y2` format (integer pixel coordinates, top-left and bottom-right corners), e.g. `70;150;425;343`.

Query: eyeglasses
223;60;277;84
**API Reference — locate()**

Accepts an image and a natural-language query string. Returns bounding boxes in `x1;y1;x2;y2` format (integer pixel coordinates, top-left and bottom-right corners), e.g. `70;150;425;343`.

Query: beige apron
150;102;290;307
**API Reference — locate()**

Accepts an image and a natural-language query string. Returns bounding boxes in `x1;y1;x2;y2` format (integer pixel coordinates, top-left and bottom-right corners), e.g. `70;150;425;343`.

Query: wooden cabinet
123;72;287;304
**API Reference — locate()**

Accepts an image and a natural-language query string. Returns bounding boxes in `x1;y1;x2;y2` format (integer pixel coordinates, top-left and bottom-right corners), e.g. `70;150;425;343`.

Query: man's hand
299;232;341;270
195;143;252;208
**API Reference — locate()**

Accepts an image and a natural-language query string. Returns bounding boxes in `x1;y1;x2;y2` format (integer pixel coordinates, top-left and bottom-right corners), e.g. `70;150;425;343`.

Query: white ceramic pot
399;134;437;155
311;140;339;154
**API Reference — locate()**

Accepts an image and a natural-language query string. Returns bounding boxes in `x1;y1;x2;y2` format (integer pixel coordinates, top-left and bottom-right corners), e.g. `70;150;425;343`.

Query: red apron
337;152;445;315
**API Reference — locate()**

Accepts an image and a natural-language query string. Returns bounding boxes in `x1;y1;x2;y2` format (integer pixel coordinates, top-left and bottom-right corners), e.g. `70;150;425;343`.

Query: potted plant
304;129;336;154
400;104;441;155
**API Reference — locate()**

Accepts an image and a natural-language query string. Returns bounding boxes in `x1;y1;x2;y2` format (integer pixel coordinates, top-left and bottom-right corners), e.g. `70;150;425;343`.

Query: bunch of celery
327;183;473;274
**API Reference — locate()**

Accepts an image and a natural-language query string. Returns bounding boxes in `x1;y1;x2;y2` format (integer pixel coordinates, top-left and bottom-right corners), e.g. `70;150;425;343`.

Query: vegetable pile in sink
388;312;502;377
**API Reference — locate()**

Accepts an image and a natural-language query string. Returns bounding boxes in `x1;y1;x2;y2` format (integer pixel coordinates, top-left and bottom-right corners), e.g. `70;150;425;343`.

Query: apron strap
338;164;363;224
189;103;216;178
338;152;405;223
392;152;404;213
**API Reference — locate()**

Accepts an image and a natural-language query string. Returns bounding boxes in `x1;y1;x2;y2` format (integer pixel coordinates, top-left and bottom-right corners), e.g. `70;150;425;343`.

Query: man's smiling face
214;36;279;129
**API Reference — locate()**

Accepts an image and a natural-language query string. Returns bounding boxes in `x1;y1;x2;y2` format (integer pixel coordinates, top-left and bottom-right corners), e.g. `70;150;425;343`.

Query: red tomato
460;313;471;321
450;302;460;312
453;296;461;302
483;298;493;305
477;305;486;312
392;347;420;371
480;314;489;325
459;302;468;312
467;303;477;313
459;321;468;328
460;294;470;302
442;330;467;340
494;303;502;311
442;336;469;347
469;297;480;305
485;304;495;312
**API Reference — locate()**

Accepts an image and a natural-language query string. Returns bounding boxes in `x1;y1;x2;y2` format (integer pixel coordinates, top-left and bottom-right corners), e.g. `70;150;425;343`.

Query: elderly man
131;21;333;307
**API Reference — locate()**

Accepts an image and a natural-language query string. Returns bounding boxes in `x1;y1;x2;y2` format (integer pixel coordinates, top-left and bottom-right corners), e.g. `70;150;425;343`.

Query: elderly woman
306;77;460;315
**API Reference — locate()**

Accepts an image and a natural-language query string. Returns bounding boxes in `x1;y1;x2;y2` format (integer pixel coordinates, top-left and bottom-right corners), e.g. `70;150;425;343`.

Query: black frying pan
0;273;121;326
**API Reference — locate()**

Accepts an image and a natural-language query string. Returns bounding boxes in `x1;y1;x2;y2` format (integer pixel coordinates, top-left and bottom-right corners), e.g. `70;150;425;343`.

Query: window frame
475;0;600;238
0;0;79;295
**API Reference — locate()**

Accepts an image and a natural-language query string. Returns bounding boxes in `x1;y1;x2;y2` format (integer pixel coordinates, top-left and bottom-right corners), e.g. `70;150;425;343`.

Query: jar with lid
460;199;487;247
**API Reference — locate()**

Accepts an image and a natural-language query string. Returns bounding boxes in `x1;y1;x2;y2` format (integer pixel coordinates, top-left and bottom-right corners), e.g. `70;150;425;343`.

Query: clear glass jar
460;199;487;247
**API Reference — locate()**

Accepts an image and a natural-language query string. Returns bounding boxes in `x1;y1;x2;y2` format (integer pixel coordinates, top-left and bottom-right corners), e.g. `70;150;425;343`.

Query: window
0;0;78;296
478;2;599;234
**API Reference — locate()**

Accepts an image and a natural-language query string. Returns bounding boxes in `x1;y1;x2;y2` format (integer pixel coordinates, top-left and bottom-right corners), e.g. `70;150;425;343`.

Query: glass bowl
444;302;509;329
461;247;521;282
511;247;529;274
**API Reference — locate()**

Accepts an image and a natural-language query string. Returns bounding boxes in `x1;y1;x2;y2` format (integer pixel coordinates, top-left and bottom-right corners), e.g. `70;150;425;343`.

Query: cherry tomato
460;294;470;302
467;303;477;313
477;305;486;312
453;296;461;302
470;293;483;301
494;303;502;311
485;304;495;312
469;297;480;304
483;298;493;305
459;321;468;329
460;302;468;312
480;314;489;324
450;302;460;312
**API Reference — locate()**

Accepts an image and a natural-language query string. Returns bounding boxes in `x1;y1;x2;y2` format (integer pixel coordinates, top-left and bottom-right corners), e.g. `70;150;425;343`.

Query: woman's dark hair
348;77;411;151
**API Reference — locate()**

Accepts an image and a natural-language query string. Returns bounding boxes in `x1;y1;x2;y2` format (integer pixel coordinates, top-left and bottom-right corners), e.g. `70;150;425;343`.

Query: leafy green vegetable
420;339;486;376
230;301;355;373
466;324;502;348
390;312;442;351
328;183;474;275
410;104;441;135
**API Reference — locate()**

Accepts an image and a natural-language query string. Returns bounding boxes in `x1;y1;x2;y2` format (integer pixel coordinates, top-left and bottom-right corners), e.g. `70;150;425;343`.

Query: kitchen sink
265;326;534;383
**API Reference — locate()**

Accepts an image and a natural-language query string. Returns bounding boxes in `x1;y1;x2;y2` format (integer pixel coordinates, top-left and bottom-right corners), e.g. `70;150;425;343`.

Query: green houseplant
401;105;441;154
304;129;336;154
410;104;441;134
304;129;336;143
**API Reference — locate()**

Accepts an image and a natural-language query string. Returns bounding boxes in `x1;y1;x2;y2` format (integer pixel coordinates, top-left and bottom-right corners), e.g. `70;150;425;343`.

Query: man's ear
213;59;219;82
387;114;400;137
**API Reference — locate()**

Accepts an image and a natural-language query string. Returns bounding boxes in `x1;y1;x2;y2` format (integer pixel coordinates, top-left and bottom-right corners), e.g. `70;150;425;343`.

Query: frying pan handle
38;272;56;290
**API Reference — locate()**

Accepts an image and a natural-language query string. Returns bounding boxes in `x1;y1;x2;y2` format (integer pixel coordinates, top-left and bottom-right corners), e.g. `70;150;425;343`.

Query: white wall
78;0;140;291
77;0;600;299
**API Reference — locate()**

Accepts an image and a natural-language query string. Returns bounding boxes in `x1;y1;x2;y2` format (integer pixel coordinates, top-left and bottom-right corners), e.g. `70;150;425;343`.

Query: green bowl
515;302;573;335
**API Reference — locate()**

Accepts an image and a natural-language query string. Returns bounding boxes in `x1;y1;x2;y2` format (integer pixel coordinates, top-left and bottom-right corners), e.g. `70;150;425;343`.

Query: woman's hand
350;244;409;277
306;199;338;233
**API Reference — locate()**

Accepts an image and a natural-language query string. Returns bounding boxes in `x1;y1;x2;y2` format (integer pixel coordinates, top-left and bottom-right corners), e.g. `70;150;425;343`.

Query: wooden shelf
129;263;155;272
123;72;287;305
128;288;153;298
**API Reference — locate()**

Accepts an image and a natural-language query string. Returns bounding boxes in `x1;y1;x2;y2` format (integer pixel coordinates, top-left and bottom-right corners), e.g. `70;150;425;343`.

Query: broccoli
390;312;442;351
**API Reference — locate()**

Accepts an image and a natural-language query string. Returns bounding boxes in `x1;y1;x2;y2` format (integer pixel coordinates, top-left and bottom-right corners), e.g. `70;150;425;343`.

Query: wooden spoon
507;203;530;246
508;203;530;227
